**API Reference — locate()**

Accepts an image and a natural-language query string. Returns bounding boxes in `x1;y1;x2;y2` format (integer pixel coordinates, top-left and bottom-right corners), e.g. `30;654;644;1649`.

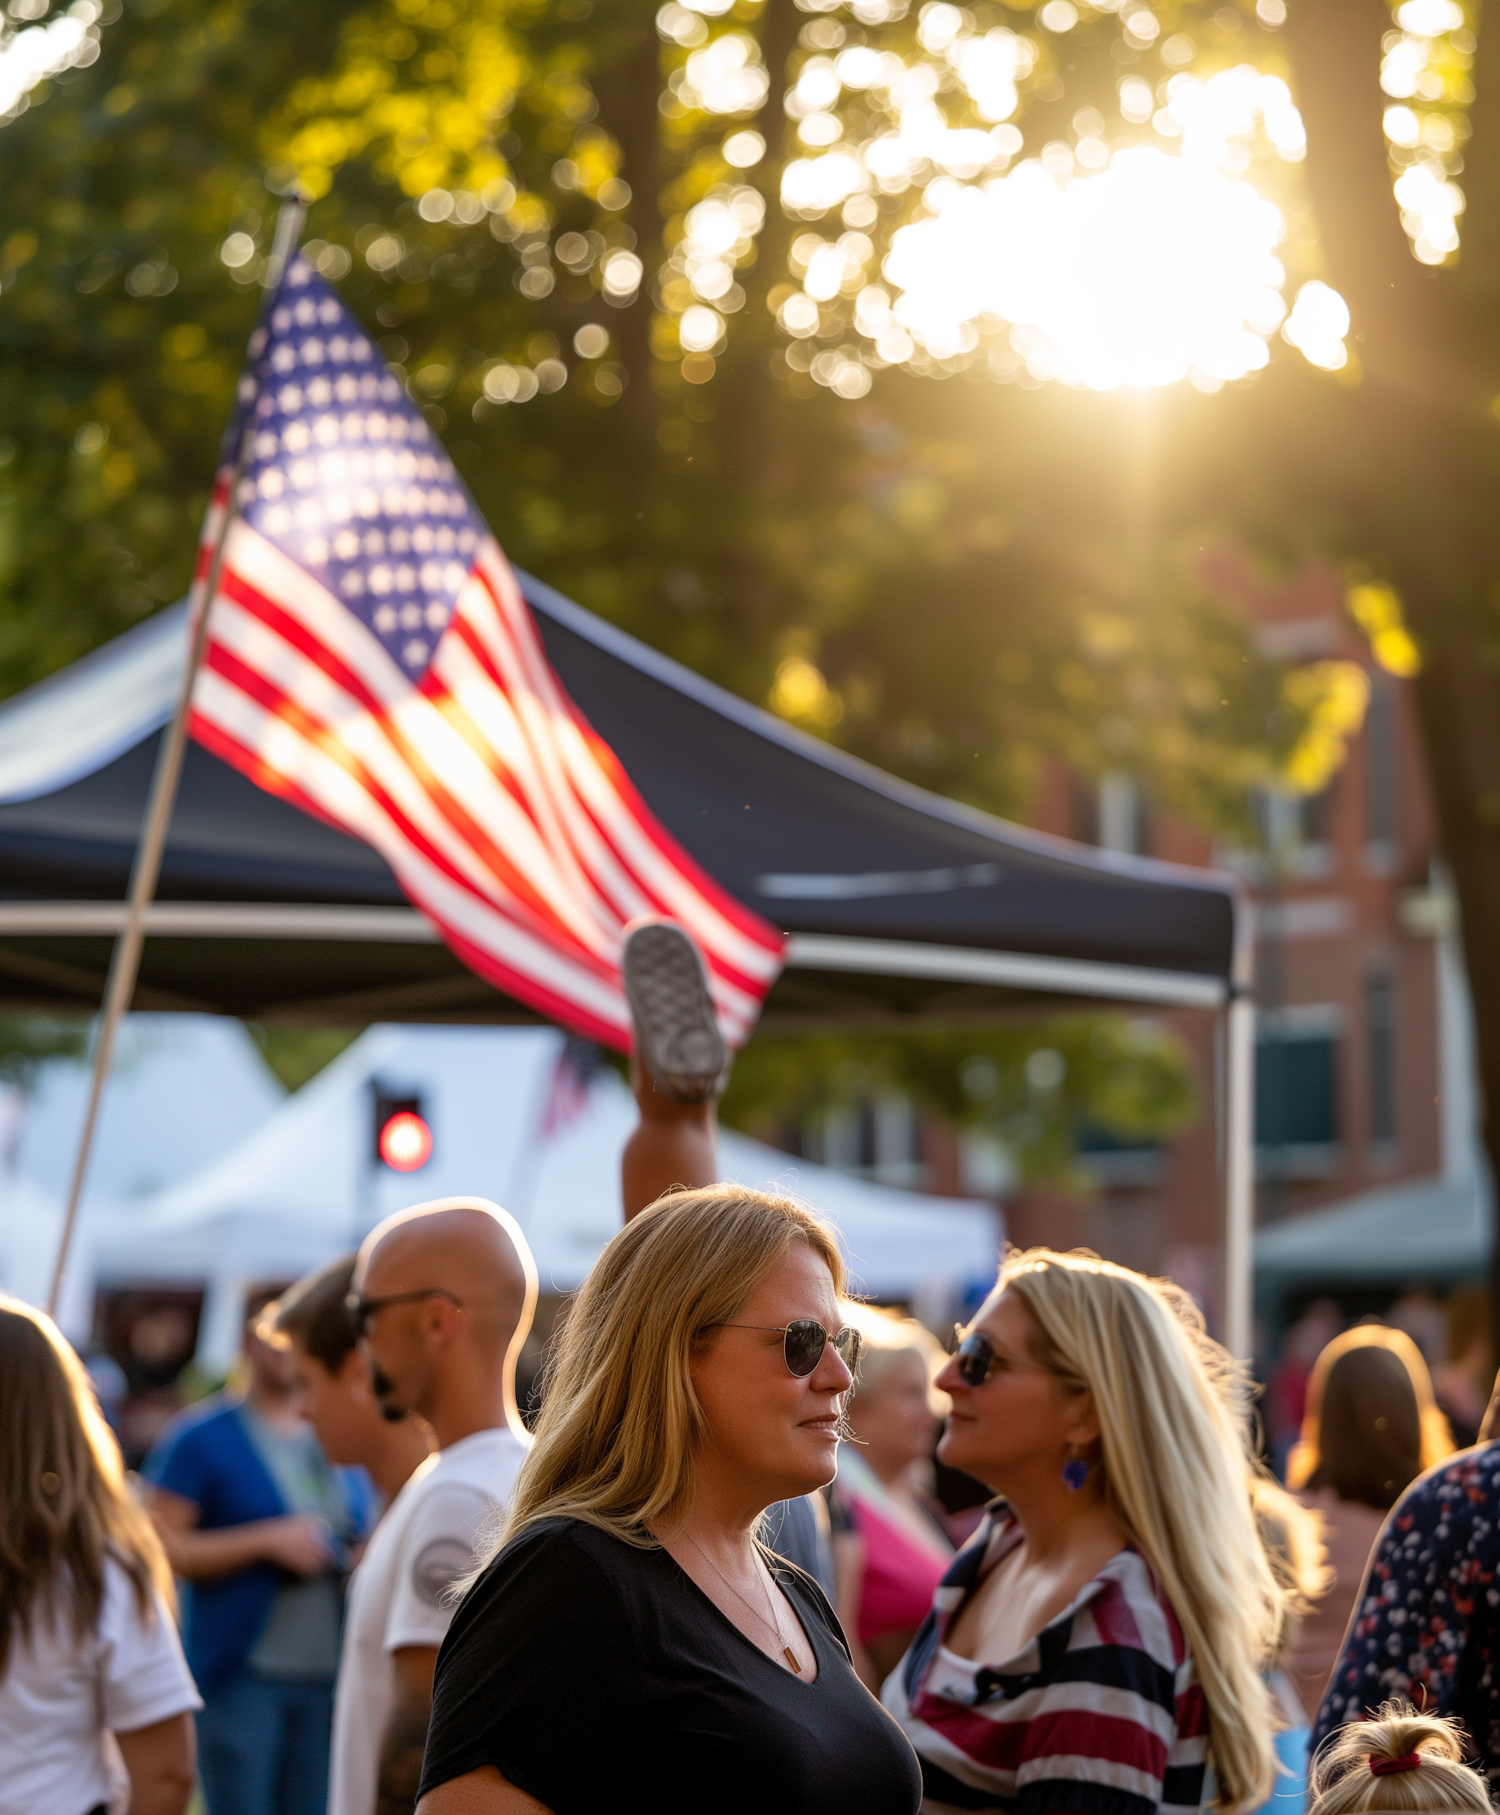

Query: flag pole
47;197;306;1318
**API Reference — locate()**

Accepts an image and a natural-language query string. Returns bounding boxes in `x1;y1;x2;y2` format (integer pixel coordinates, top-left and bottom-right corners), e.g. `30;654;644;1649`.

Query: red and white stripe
187;485;784;1049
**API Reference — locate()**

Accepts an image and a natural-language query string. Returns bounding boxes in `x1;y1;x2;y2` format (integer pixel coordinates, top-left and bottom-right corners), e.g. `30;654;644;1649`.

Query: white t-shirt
329;1426;527;1815
0;1554;201;1815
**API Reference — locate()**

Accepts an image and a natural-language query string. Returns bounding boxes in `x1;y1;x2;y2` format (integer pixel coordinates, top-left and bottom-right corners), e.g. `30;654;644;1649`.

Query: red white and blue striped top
883;1508;1209;1815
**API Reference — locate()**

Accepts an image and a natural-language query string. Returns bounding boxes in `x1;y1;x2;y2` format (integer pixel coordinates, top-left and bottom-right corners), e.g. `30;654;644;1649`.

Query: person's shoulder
98;1551;169;1635
428;1426;530;1497
455;1519;646;1637
1390;1440;1500;1529
1080;1548;1193;1674
142;1393;239;1474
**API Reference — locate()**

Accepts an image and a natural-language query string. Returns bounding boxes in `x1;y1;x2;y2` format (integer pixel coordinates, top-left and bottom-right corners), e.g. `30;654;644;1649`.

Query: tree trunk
1284;0;1500;1352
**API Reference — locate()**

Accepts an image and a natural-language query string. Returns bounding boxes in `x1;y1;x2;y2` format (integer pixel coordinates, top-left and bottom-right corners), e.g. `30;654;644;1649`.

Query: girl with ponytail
1307;1702;1490;1815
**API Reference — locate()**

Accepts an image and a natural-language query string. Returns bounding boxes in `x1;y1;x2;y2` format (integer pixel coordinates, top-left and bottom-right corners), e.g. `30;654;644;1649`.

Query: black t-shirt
419;1516;923;1815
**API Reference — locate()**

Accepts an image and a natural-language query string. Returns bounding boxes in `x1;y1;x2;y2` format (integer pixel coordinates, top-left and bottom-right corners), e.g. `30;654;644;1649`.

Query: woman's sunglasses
952;1330;999;1387
715;1319;863;1379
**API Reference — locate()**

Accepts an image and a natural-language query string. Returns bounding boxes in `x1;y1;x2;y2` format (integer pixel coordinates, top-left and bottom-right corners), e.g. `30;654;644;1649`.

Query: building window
1366;969;1397;1145
1248;783;1336;879
1076;771;1149;856
1365;673;1399;857
1098;772;1149;856
802;1091;924;1187
1256;1011;1341;1176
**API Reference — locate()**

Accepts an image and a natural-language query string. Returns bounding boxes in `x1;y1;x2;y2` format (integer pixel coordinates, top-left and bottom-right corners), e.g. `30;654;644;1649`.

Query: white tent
0;1016;284;1343
17;1014;284;1206
83;1024;1002;1369
0;1157;93;1340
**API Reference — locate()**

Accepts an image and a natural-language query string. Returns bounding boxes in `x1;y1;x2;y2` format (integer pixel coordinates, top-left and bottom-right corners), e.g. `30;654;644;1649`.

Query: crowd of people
5;918;1500;1815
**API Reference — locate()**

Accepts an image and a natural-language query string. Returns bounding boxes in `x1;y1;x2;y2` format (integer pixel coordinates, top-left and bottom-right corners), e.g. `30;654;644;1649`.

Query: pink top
1288;1485;1388;1721
850;1496;951;1643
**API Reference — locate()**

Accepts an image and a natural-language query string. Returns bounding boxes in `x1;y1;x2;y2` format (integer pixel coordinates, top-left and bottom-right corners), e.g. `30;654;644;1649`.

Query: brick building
792;558;1485;1347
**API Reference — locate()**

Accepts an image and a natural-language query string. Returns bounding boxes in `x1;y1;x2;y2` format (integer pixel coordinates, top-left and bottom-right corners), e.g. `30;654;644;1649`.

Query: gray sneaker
622;918;727;1103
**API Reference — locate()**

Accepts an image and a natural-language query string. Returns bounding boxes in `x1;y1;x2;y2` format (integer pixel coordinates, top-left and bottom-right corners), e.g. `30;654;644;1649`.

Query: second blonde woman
885;1247;1286;1815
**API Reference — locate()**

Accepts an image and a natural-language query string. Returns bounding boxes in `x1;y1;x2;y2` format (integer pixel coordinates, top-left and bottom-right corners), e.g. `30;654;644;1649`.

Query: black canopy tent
0;574;1254;1345
0;572;1238;1021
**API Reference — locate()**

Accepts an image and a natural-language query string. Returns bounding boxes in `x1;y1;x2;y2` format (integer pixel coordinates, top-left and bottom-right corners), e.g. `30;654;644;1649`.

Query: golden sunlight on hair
995;1247;1283;1811
1308;1700;1491;1815
463;1185;845;1583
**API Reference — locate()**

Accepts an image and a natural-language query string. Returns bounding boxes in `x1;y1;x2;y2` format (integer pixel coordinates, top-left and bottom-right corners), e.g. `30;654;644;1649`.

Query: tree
0;0;1385;1173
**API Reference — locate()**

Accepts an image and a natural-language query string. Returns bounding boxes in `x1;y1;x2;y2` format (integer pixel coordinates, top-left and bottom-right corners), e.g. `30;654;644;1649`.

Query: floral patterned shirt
1311;1442;1500;1780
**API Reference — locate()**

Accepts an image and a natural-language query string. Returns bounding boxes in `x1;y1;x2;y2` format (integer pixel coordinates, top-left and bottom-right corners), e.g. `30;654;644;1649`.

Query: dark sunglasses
716;1319;863;1379
344;1287;461;1336
953;1330;999;1387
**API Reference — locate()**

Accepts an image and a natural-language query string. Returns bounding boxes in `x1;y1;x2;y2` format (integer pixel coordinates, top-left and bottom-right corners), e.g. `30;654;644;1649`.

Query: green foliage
245;1024;364;1091
0;0;1340;836
0;0;1397;1190
721;1012;1196;1188
0;1015;89;1086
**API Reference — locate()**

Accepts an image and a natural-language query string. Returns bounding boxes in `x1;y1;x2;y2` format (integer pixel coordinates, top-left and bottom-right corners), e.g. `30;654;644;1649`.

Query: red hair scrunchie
1370;1753;1425;1776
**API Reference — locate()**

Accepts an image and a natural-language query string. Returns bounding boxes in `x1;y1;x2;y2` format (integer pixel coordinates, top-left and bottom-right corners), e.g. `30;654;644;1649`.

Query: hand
260;1513;336;1577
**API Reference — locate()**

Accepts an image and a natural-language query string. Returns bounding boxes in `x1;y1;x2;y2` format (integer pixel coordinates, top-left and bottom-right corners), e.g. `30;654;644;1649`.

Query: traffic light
373;1089;432;1172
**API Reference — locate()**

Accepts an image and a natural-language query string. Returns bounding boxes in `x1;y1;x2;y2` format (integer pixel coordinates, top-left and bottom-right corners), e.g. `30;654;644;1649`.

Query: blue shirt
143;1395;372;1693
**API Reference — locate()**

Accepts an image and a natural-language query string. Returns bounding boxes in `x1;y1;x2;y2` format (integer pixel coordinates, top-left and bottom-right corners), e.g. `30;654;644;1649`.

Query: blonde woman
415;1186;922;1815
0;1295;201;1815
832;1307;953;1690
884;1248;1286;1814
1285;1327;1453;1721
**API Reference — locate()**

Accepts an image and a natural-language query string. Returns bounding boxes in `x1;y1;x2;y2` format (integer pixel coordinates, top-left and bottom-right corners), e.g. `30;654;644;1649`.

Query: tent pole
1223;989;1256;1364
47;199;304;1319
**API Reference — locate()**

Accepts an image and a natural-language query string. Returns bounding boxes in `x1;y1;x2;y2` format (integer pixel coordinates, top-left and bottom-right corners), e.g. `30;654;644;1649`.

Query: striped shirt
882;1508;1209;1815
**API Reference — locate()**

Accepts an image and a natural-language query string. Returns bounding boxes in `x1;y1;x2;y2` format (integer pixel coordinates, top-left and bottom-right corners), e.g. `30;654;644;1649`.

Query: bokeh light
882;150;1290;390
768;22;1348;396
1379;0;1471;264
0;0;102;121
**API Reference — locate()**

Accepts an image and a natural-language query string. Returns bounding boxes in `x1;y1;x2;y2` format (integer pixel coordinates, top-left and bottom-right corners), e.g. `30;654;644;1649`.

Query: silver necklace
685;1533;803;1675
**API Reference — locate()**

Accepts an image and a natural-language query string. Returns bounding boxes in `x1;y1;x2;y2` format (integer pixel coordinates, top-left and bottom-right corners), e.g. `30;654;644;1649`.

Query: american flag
187;253;784;1049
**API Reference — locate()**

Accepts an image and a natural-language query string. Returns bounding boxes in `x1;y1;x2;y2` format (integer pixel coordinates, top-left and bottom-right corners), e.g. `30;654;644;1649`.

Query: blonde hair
474;1186;846;1568
1250;1473;1331;1662
842;1302;948;1414
996;1248;1284;1812
1307;1702;1491;1814
1287;1326;1453;1509
0;1295;175;1673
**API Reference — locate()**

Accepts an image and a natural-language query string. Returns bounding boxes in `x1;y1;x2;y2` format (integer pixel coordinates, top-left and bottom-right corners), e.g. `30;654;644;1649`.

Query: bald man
328;1198;536;1815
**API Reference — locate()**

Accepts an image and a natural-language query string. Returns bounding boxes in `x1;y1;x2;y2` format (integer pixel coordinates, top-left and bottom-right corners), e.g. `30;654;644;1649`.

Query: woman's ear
1062;1388;1102;1449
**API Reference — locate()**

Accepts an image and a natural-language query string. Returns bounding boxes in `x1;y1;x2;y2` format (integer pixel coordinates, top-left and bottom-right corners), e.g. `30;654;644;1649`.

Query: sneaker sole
622;920;727;1103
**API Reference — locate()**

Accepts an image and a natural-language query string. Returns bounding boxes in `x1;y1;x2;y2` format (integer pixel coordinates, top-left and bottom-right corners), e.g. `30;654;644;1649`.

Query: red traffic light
378;1110;432;1172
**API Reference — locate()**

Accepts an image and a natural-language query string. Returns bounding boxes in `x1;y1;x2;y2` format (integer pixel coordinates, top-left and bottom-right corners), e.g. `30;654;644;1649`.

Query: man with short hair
328;1197;536;1815
144;1289;373;1815
271;1254;433;1509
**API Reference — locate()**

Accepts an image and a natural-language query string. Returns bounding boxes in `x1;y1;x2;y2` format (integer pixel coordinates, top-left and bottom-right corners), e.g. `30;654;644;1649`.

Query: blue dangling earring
1062;1446;1089;1492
